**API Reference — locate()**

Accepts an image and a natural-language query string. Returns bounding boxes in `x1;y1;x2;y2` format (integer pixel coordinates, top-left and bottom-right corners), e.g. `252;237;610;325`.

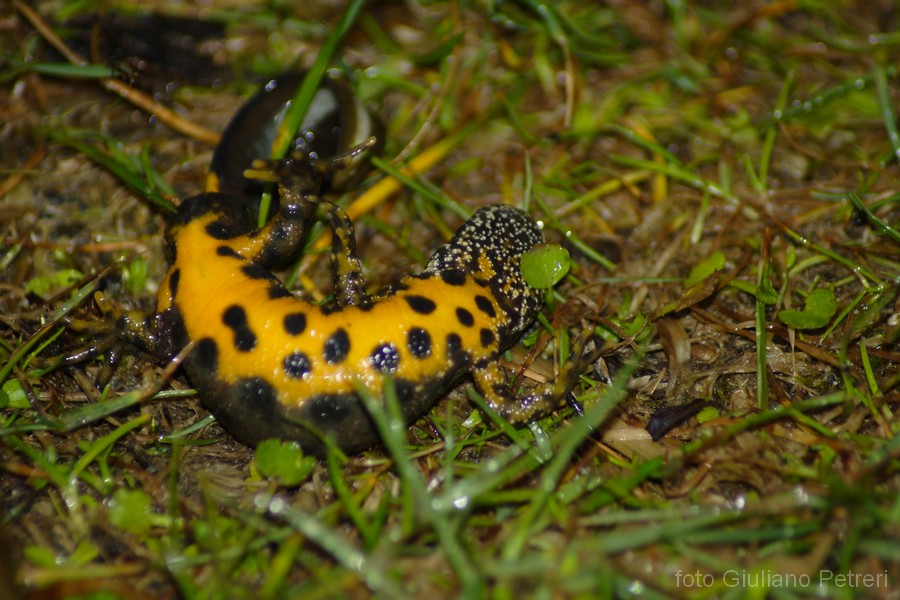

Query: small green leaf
756;276;778;305
1;379;31;409
23;545;57;567
785;244;797;269
779;288;838;329
68;539;101;566
108;488;154;536
521;244;570;289
684;250;726;288
123;257;149;295
598;312;649;342
619;312;648;339
24;269;83;298
696;405;720;424
30;539;102;568
255;439;316;487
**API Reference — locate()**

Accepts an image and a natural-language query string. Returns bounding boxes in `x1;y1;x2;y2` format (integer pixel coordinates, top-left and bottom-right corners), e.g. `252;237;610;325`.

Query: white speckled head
425;205;545;344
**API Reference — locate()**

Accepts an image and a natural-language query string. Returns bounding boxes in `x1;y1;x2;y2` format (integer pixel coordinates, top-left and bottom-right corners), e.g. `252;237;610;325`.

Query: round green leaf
255;439;316;487
521;244;571;289
108;488;153;536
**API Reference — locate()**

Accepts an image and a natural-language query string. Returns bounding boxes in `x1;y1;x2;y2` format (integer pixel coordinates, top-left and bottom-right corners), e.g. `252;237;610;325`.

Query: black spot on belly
493;382;511;397
480;328;495;347
391;281;411;293
405;295;437;315
440;270;466;286
455;307;474;327
370;343;400;373
195;337;219;373
323;328;350;364
320;304;341;316
407;327;432;359
205;222;229;240
446;333;463;360
216;245;241;258
283;351;312;379
168;268;181;298
206;220;244;240
268;284;293;299
222;305;257;352
242;263;277;281
475;295;496;318
284;312;307;335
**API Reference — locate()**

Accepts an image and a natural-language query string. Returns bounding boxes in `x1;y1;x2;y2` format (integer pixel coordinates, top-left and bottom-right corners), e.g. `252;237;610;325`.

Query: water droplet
268;496;285;514
452;495;469;510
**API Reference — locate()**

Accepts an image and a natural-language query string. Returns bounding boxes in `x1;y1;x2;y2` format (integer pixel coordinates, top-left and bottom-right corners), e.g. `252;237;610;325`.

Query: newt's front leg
247;142;377;308
321;199;370;308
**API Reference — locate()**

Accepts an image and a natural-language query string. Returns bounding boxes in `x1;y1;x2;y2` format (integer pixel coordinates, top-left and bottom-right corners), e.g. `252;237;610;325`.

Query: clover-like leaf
255;439;316;487
779;288;838;329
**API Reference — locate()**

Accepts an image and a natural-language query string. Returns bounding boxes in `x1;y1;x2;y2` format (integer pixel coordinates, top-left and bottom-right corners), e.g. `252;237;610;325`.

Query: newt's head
424;205;545;344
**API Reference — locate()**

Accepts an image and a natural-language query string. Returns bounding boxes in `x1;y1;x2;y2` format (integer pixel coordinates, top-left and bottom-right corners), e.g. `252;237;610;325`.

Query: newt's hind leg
45;299;175;388
473;332;602;426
